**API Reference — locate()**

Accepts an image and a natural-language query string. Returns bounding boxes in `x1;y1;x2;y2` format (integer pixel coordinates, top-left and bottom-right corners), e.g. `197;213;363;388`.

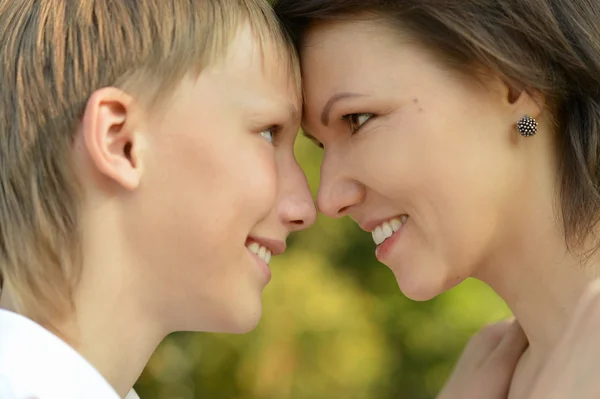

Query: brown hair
0;0;299;325
274;0;600;253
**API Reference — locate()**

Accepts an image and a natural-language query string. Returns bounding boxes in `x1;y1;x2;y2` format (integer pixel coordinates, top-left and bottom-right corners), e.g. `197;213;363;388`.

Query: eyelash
304;113;374;149
309;137;324;149
342;113;374;134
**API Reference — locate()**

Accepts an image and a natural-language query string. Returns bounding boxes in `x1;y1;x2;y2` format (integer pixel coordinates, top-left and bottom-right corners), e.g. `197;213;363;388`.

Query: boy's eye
259;127;277;144
343;113;373;133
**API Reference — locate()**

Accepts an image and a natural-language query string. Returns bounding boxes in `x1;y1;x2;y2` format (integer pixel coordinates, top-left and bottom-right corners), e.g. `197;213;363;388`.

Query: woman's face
301;19;545;300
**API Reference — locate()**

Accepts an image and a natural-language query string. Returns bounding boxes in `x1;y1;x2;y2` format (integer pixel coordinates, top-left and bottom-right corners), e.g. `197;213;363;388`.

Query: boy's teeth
246;242;272;265
382;222;393;237
372;216;407;246
390;218;402;231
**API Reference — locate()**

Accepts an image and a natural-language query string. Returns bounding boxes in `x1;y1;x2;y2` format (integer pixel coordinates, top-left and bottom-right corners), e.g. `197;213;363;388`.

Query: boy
0;1;315;397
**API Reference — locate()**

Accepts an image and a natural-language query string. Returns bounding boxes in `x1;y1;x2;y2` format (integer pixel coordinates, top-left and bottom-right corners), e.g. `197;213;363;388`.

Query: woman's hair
274;0;600;252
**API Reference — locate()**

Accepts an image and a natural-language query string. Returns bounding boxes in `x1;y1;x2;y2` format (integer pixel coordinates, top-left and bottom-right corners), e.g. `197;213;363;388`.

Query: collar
0;309;138;399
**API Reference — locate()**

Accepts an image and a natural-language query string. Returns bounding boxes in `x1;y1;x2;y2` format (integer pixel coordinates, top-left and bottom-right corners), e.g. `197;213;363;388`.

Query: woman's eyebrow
320;92;366;126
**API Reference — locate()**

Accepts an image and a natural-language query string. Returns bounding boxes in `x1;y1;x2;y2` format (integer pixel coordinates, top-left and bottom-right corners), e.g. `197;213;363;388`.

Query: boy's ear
81;87;143;190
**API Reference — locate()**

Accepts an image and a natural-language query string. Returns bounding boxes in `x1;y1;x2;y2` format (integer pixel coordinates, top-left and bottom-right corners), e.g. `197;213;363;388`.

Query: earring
517;115;538;137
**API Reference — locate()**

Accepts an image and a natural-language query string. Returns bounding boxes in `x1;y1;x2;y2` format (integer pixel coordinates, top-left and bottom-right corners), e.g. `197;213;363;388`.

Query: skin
2;15;598;399
439;320;528;399
300;18;600;399
0;16;532;399
1;24;316;397
529;281;600;399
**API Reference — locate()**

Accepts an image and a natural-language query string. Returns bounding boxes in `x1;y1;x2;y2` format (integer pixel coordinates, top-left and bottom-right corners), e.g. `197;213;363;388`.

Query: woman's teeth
247;242;272;265
372;216;408;245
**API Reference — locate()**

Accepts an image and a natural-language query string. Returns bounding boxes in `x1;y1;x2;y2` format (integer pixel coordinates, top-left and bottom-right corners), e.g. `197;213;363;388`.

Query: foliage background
134;137;511;399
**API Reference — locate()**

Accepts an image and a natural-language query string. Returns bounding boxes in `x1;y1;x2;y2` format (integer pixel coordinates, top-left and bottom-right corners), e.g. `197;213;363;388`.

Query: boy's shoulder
0;309;130;399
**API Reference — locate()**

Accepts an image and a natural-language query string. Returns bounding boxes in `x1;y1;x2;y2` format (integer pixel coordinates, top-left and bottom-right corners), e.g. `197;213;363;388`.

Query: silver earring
517;115;538;137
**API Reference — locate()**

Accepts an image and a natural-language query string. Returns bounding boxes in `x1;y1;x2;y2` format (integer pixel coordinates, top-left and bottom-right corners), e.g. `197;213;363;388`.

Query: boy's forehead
238;23;301;91
230;31;300;93
227;25;295;71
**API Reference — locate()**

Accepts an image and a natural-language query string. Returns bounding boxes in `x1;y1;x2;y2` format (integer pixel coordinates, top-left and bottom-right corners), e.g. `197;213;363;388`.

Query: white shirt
0;309;139;399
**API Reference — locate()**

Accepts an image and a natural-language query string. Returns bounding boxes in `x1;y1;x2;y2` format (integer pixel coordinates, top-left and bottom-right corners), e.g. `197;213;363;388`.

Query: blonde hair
0;0;300;325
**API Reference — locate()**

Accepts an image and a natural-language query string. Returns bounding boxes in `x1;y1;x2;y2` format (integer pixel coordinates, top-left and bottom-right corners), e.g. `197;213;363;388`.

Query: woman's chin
393;266;455;301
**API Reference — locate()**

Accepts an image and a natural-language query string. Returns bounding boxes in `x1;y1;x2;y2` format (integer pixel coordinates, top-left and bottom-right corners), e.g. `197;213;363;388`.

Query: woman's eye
344;113;373;133
309;137;324;149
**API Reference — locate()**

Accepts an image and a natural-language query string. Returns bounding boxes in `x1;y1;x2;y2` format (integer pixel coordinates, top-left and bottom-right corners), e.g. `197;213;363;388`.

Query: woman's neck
475;205;600;381
476;217;599;399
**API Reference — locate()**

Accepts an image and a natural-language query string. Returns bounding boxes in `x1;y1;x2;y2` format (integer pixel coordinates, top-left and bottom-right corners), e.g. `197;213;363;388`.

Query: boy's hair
0;0;299;325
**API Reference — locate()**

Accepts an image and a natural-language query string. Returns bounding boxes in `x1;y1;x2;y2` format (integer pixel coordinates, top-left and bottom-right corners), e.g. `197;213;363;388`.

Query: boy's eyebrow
275;103;300;126
289;104;300;123
250;100;299;125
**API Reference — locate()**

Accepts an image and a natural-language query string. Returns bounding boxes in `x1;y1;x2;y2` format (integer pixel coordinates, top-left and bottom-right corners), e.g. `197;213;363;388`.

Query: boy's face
122;26;315;333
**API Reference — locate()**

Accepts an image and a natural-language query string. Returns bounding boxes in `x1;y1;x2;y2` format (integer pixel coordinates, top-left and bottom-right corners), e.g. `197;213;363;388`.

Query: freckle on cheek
413;98;424;112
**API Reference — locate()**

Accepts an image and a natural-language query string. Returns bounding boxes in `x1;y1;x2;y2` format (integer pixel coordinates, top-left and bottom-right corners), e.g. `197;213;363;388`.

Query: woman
274;1;600;398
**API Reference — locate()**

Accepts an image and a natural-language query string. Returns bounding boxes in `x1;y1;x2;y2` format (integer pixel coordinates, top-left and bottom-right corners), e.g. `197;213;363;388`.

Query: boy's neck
1;278;164;398
68;299;163;397
1;206;167;398
71;243;166;397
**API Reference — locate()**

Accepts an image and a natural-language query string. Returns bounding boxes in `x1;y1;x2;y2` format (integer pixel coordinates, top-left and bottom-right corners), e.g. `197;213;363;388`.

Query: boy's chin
214;309;263;335
191;298;264;335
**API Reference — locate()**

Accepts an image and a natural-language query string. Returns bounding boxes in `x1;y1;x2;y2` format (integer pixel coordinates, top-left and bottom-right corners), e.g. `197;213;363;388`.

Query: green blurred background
134;137;511;399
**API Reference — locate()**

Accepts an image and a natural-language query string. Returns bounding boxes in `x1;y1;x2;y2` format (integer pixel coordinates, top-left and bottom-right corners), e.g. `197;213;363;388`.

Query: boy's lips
245;236;286;255
245;236;285;281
